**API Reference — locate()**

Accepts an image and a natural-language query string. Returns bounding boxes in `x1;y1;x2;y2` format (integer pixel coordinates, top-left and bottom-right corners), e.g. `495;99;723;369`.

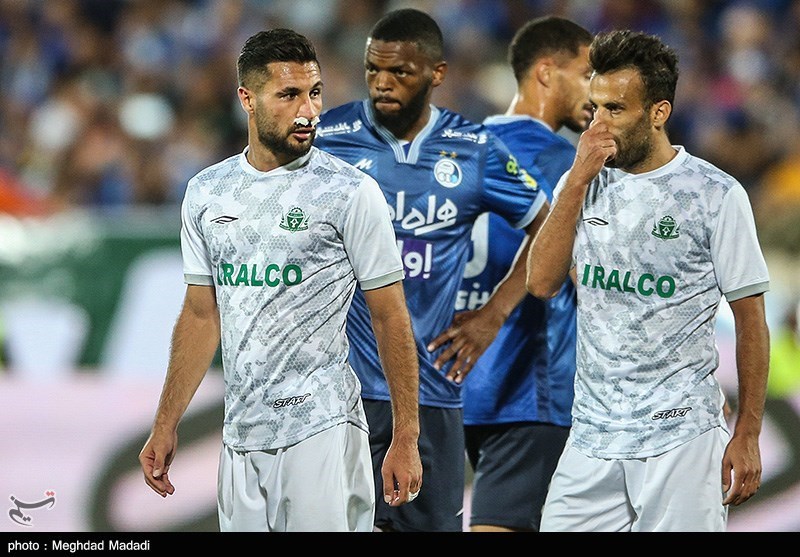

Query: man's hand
381;435;423;507
139;429;178;498
427;308;504;384
571;119;617;185
721;432;762;506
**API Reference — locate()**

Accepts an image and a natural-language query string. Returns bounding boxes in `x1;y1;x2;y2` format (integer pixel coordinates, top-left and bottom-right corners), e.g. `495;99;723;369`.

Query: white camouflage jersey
180;146;404;451
562;146;769;459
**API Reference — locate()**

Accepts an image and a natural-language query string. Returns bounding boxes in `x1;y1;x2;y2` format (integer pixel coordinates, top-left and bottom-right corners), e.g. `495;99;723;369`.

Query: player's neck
246;142;293;173
624;135;677;175
388;104;433;142
506;92;555;131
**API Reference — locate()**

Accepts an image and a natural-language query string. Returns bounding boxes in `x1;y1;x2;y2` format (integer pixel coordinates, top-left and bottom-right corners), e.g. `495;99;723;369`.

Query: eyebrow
277;80;324;95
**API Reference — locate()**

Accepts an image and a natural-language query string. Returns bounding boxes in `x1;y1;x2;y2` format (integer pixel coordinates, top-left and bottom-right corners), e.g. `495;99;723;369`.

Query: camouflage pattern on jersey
181;148;399;450
569;146;767;458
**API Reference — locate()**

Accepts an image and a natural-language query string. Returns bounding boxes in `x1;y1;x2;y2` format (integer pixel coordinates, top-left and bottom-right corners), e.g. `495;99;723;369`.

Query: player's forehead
365;38;427;69
262;60;322;89
589;68;644;105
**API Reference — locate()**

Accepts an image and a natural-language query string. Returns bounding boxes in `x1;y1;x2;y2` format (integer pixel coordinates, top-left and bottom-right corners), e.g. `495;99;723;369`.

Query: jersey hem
360;392;462;409
222;416;368;452
571;422;725;460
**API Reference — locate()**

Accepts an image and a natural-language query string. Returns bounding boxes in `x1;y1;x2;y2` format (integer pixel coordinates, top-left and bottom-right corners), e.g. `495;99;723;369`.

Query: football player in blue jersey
315;8;550;532
432;16;593;532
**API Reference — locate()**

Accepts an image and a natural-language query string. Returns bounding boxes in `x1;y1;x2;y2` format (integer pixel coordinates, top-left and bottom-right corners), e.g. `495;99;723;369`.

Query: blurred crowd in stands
0;0;799;243
0;0;799;254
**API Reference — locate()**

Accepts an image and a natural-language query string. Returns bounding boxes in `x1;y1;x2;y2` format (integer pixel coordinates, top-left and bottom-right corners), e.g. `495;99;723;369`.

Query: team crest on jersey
651;215;680;240
280;206;309;232
434;153;462;188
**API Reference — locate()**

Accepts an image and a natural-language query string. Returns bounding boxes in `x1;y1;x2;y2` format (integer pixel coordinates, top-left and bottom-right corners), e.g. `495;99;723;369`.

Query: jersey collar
362;99;440;165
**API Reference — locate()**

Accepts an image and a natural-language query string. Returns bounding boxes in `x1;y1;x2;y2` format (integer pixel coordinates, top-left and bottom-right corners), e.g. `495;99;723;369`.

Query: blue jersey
315;101;547;408
460;115;578;426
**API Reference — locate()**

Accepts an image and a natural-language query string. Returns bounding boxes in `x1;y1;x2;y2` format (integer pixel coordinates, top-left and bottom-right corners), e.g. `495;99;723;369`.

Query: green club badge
280;207;309;232
652;215;680;240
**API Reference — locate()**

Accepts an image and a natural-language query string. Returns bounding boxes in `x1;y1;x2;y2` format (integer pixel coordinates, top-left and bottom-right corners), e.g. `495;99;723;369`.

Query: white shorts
217;422;374;532
540;427;730;532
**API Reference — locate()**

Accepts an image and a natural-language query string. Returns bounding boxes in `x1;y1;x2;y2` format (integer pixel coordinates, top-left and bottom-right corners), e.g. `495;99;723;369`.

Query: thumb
721;461;732;492
152;456;166;478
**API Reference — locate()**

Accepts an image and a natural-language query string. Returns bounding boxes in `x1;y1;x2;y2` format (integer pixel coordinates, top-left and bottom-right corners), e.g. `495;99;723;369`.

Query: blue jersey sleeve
480;134;549;229
535;140;576;200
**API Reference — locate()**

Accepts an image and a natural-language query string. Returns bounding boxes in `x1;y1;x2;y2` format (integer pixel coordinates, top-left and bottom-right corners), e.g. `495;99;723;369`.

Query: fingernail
384;495;391;504
427;344;433;352
153;469;161;477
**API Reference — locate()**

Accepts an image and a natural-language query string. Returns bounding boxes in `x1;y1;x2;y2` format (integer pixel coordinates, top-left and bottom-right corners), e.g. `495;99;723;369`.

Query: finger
383;474;400;506
144;472;168;497
457;353;476;380
152;455;166;479
721;464;732;495
433;341;462;370
445;350;474;383
161;471;175;495
427;328;457;353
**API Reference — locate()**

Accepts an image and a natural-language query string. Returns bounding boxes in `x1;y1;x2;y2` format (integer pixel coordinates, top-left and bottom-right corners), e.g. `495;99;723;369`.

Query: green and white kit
180;147;403;452
562;146;770;459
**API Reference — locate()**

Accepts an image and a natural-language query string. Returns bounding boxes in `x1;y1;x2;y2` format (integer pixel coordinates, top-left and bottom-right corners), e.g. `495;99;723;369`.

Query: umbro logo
211;215;238;224
583;217;608;226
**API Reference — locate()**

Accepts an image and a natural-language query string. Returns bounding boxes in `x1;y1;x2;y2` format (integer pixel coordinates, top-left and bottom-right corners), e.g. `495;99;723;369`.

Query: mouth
373;96;401;111
292;127;315;142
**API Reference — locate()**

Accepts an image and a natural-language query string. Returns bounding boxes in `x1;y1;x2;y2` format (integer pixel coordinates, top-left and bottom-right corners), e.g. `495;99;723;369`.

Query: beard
563;115;590;134
371;78;431;137
604;112;652;170
255;112;314;160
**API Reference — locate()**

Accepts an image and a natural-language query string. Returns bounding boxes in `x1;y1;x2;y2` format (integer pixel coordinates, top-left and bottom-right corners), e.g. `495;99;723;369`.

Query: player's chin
284;139;314;158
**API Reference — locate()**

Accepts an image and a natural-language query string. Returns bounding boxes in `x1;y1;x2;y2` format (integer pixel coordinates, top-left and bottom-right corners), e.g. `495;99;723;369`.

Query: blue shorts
364;399;464;532
465;422;569;531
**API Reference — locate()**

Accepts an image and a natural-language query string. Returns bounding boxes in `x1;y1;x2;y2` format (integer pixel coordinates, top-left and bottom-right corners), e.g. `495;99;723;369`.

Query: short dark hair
369;8;444;61
509;16;592;82
589;30;679;107
237;28;319;88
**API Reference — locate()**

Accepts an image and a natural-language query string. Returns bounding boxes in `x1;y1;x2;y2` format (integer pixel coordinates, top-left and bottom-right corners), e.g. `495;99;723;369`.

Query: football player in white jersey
528;30;770;532
138;28;422;532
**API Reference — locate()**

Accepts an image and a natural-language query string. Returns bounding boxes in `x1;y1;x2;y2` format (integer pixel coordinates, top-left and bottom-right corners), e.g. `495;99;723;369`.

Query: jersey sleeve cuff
185;273;215;286
725;281;769;302
359;269;405;291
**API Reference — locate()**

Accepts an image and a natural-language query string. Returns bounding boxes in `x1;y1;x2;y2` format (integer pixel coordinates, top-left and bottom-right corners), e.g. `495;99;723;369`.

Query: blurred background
0;0;798;532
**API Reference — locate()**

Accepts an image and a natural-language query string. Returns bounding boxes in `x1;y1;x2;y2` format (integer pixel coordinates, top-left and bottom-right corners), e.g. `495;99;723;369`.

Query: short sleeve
710;183;769;301
342;176;405;291
480;134;548;230
180;185;214;286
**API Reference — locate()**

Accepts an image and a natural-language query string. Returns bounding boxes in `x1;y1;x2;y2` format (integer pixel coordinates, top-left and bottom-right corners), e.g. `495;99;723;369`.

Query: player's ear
431;60;447;87
533;58;554;87
651;99;672;129
238;86;255;115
